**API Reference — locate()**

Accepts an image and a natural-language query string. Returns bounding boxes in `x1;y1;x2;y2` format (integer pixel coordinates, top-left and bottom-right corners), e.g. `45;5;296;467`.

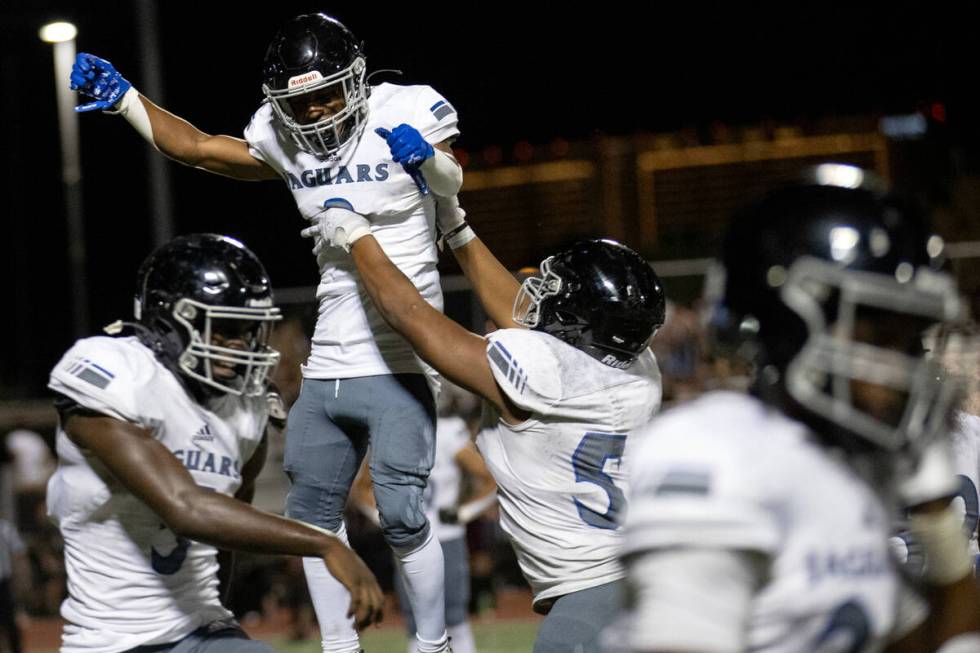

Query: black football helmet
513;239;665;368
708;163;962;454
134;234;282;397
262;13;368;160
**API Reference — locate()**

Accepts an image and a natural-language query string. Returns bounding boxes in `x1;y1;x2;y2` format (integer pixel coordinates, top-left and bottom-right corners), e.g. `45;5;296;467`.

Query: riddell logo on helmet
288;71;324;88
601;354;631;369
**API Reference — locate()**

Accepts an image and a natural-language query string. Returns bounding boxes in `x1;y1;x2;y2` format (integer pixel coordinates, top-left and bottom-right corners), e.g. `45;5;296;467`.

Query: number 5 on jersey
572;432;627;530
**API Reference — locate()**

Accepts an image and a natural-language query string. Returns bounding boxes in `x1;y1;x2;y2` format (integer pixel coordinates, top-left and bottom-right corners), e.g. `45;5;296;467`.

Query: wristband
444;222;476;250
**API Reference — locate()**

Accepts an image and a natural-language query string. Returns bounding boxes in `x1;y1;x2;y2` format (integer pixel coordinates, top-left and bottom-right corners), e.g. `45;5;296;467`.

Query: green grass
266;620;539;653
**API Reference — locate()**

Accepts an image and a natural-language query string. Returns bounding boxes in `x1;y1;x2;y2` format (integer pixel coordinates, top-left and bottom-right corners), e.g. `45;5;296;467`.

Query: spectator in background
3;427;55;530
0;518;27;653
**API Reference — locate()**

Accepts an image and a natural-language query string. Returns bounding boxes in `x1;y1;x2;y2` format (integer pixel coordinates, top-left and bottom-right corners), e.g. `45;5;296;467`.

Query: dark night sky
1;1;975;395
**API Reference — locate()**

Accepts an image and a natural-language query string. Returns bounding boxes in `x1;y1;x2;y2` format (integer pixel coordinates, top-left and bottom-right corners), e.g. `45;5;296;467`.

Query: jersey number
151;534;191;575
571;432;627;530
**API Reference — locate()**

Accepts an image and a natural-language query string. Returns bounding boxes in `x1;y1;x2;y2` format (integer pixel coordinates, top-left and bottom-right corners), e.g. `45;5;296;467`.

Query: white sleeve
485;329;561;415
411;85;460;145
48;337;161;429
242;102;283;175
625;548;767;653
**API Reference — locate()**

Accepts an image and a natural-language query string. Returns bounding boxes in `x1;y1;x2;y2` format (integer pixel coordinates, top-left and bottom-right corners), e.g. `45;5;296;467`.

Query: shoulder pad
410;85;459;144
48;336;163;426
486;329;561;414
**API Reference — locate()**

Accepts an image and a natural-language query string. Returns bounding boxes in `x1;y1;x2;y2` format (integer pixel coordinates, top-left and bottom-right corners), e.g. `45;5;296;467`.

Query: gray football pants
533;579;625;653
283;374;436;550
123;621;273;653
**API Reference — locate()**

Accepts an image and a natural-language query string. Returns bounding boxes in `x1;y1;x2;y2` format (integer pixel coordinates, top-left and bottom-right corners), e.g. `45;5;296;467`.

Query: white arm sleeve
626;548;767;653
420;148;463;197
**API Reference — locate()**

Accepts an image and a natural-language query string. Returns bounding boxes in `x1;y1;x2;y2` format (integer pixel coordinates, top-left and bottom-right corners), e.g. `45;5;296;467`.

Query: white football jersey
47;336;268;653
624;391;915;652
476;328;662;609
244;83;459;380
425;415;471;542
950;411;980;558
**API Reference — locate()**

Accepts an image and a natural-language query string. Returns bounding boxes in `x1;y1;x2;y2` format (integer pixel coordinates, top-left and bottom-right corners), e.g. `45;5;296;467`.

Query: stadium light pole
40;21;90;339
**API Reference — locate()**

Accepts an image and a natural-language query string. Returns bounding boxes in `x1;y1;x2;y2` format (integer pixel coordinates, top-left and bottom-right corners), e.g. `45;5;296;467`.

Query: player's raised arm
435;195;522;329
299;206;524;421
63;411;383;629
70;53;278;181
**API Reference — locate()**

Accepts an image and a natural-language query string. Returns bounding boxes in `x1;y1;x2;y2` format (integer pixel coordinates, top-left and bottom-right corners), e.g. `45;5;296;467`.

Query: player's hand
70;53;132;112
438;507;460;524
300;201;371;254
321;542;385;630
376;123;434;167
435;195;467;236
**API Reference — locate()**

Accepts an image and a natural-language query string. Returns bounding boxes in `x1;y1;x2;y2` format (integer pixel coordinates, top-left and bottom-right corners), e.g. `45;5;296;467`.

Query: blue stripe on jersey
89;362;115;378
488;343;511;377
76;367;111;389
431;101;455;121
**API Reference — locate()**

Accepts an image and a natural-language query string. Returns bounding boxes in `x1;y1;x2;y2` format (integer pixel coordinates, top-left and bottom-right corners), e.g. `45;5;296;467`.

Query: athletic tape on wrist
105;87;155;147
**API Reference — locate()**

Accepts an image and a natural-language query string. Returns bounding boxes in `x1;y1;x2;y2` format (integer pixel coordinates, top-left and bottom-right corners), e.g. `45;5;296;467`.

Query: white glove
435;195;475;250
300;206;371;254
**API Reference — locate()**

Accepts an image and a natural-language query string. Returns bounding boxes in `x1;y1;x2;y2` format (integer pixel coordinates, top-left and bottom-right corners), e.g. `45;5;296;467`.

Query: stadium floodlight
41;19;90;338
39;21;78;43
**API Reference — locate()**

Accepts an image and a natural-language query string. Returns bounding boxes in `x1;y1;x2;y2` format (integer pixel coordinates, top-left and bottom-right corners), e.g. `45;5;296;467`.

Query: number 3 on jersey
571;432;627;530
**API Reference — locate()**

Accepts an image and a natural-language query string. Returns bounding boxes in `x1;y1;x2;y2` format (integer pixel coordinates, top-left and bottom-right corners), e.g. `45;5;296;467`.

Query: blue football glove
375;127;430;195
377;123;434;167
70;53;132;112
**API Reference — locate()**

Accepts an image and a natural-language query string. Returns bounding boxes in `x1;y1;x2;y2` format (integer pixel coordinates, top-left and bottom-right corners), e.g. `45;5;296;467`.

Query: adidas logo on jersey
192;423;214;443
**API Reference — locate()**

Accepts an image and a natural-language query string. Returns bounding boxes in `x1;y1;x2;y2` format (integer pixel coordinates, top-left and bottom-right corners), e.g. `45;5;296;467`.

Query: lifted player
70;12;462;653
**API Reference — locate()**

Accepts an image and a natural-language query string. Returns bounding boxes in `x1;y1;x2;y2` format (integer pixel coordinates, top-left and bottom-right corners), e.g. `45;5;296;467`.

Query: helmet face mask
171;298;280;397
512;256;563;329
135;234;282;398
263;57;368;160
711;163;963;457
780;256;960;454
262;13;369;160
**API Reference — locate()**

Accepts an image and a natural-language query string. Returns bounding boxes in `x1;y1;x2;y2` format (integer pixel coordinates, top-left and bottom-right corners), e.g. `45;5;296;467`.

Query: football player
46;234;383;653
619;164;980;652
304;195;665;652
70;12;462;653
